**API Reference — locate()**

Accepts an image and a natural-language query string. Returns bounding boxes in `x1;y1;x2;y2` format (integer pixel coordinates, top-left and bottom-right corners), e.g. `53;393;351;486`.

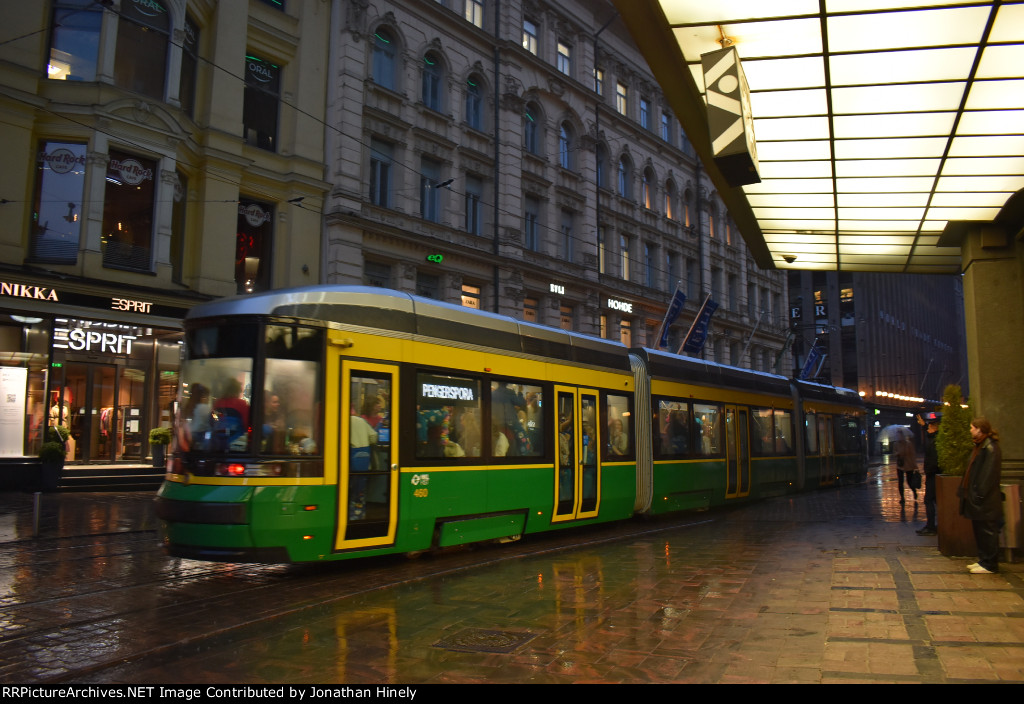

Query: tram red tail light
213;462;285;477
225;463;247;476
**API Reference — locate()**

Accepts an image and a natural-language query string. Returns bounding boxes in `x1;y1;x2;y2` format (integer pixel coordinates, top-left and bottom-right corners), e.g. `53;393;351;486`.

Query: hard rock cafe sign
108;158;153;186
239;202;270;228
39;148;85;175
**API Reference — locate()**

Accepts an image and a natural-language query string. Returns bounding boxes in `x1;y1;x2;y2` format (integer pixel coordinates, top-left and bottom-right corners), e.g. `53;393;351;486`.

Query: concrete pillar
959;224;1024;473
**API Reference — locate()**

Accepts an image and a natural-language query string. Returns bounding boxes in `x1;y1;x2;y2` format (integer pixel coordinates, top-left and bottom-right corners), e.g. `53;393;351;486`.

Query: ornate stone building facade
325;0;788;365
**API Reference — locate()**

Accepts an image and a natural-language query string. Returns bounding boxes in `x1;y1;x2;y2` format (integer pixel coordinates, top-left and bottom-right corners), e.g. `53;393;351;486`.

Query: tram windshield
177;322;323;457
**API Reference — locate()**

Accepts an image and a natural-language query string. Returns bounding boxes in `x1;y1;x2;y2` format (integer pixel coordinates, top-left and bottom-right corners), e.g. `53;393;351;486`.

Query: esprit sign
54;322;141;356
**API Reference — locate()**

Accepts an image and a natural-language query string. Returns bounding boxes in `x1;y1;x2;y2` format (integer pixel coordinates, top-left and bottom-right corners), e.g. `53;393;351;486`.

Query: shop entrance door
51;363;118;463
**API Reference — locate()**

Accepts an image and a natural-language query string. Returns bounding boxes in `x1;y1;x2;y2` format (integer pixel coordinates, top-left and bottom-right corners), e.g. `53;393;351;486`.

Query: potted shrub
935;384;975;557
149;426;172;468
38;438;66;492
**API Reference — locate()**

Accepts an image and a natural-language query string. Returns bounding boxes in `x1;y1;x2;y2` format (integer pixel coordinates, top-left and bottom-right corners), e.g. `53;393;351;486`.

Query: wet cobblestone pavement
1;461;1023;684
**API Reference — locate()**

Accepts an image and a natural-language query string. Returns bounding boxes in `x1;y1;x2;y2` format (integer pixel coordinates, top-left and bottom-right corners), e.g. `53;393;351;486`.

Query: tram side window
605;393;632;458
416;373;482;459
805;412;818;454
261;325;324;456
836;414;863;453
774;409;794;454
750;407;774;456
693;403;722;456
490;381;544;458
656;398;690;458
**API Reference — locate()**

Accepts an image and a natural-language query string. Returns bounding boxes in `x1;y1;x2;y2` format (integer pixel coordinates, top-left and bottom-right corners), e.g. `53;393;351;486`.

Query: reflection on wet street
2;461;1023;684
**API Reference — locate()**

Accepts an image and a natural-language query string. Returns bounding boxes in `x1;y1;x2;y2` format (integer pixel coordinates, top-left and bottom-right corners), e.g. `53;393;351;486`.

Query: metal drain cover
432;628;536;653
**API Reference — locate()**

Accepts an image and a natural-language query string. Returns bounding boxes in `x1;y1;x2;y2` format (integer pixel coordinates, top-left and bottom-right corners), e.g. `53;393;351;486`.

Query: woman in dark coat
959;418;1003;574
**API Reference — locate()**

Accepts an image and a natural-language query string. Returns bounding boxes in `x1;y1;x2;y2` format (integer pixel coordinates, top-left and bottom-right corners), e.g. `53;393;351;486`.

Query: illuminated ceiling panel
613;1;1024;273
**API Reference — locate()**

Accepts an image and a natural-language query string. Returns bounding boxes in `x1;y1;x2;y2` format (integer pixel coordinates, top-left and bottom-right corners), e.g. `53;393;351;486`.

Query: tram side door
334;361;399;551
552;386;600;523
724;405;751;499
818;415;836;486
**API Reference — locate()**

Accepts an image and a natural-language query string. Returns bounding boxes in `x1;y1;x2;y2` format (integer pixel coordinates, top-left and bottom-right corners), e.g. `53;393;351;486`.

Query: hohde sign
607;298;633;313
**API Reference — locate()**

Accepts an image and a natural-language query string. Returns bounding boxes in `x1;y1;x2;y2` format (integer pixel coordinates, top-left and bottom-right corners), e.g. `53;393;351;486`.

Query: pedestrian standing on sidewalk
895;431;919;505
916;412;941;536
959;417;1003;574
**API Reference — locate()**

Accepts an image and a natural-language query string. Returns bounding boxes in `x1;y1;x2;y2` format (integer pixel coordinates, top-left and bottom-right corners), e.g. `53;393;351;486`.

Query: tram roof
635;347;794;397
187;286;632;371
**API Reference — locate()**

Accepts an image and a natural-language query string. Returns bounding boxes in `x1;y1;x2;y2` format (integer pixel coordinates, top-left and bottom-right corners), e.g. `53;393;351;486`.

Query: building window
523;19;538;54
558;123;572;170
640;98;650;130
257;0;285;8
661;113;673;143
461;284;481;309
235;198;273;293
594;67;604;95
524;195;540;252
364;260;392;288
524;296;538;323
48;0;103;82
179;15;200;118
686;258;697;298
420;158;442;222
369;139;393;207
645;243;656;288
466;76;483;130
620;319;632;347
102;150;157;271
667;251;679;292
465;175;483;235
465;0;484;27
557;40;571;76
596;143;609;189
560;305;574;332
524;103;540;155
30;141;87;263
619;235;631;281
618;156;631;198
642;168;654;209
417;272;440;299
372;28;397;90
598;226;607;274
561;209;574;263
615;82;628;116
665;180;676;219
243;55;280;151
422;52;443;111
114;0;170;100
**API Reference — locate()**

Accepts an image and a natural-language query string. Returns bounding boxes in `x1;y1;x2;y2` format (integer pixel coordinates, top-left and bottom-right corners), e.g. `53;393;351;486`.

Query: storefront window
102;150;157;271
236;199;273;294
0;320;49;458
114;0;170;100
30;141;87;263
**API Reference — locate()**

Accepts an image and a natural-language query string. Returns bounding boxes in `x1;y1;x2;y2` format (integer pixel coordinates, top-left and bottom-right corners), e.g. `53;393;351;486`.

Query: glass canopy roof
612;1;1024;272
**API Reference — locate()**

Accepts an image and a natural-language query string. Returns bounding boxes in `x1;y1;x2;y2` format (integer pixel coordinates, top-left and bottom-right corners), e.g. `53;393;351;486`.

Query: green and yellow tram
155;286;865;563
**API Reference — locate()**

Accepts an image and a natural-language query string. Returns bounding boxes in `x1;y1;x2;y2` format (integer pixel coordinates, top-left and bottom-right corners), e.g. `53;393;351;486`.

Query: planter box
936;474;975;557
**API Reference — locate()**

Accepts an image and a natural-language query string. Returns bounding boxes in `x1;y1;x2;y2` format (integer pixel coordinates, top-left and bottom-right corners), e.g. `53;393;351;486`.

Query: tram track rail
0;512;716;683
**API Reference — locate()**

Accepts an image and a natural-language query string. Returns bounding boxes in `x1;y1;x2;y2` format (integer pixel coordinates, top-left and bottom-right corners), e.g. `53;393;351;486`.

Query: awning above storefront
612;1;1024;273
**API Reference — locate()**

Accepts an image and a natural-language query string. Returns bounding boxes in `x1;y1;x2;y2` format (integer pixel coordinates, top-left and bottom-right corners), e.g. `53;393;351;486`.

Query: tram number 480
413;488;428;498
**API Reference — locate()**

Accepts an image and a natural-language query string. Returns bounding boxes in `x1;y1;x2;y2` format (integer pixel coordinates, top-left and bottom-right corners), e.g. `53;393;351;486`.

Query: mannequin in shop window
49;387;76;461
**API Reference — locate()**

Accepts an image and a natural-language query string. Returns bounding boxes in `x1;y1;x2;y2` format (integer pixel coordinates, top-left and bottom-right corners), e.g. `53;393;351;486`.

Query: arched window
465;74;484;130
559;122;573;170
665;179;677;220
372;28;397;90
524;102;542;155
422;51;443;111
618;156;632;198
642;168;655;209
